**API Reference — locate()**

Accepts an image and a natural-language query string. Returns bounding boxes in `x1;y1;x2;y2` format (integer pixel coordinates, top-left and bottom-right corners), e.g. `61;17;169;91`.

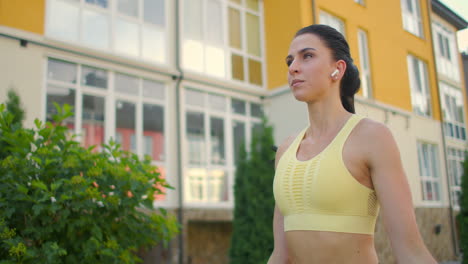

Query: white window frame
45;0;169;65
180;0;266;88
407;54;432;117
447;147;465;209
319;10;346;37
357;29;372;98
440;82;466;141
44;55;171;206
417;142;443;205
400;0;423;37
432;22;461;82
181;84;262;207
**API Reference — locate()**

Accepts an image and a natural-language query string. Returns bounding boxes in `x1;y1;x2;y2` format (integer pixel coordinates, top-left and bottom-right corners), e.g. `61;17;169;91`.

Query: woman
267;25;437;264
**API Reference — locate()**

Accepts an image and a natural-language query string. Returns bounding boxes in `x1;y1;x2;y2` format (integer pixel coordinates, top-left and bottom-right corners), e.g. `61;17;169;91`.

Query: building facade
0;0;466;263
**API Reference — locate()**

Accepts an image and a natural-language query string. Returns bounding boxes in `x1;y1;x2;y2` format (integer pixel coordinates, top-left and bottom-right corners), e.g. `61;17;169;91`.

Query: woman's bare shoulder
275;131;300;169
354;117;394;142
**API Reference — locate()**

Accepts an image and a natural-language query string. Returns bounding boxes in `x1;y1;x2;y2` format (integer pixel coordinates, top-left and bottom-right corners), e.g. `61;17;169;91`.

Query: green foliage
5;89;25;128
229;118;276;264
0;103;178;264
459;153;468;264
0;89;25;160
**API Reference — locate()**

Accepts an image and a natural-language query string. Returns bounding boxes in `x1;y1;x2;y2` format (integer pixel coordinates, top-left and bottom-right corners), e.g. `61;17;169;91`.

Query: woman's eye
286;60;292;67
304;53;313;59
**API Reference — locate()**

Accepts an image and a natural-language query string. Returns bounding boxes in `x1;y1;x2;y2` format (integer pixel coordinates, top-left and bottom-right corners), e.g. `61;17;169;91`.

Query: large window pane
118;0;138;17
183;0;203;71
186;89;204;107
143;104;164;161
208;170;228;201
144;0;165;26
250;102;263;118
46;86;75;130
246;13;261;57
115;73;139;95
115;18;139;57
48;0;79;42
82;9;109;49
209;94;226;112
246;0;259;11
248;59;263;85
207;0;223;45
233;121;245;164
81;66;107;89
229;8;242;49
231;54;244;81
187;112;206;165
82;95;105;151
210;117;225;165
232;98;246;115
320;11;345;36
187;168;206;201
184;0;202;40
116;100;136;152
48;59;77;84
206;45;226;78
142;26;166;63
143;79;165;100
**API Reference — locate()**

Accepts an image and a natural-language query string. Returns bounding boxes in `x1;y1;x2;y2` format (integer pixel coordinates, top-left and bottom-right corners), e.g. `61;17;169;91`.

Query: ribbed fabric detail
273;115;380;235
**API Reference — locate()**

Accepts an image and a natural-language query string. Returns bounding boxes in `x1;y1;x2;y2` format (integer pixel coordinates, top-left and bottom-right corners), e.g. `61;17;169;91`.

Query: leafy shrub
0;103;178;264
229;118;275;264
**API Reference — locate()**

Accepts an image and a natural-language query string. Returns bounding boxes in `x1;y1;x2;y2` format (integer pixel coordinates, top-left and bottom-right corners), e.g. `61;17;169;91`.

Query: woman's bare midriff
285;230;378;264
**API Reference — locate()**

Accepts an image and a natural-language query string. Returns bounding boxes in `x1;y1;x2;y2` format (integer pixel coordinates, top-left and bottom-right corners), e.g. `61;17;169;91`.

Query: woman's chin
291;91;309;102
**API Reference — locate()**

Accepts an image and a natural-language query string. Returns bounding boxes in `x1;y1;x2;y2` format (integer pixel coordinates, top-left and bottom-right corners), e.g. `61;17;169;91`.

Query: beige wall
0;34;46;128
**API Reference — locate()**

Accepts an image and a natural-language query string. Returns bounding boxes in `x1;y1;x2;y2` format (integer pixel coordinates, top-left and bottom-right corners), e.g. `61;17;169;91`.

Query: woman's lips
291;80;304;87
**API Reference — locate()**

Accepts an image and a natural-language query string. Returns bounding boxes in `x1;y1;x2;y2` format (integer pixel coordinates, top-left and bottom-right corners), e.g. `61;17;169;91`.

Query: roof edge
431;0;468;30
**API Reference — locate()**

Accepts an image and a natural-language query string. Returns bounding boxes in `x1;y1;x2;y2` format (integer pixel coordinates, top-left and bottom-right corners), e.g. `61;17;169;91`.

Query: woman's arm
363;121;437;263
267;205;289;264
268;135;295;264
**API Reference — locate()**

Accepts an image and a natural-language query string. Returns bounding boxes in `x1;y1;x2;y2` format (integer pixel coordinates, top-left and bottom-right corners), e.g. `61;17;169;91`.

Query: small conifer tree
230;118;276;264
0;89;25;159
458;153;468;263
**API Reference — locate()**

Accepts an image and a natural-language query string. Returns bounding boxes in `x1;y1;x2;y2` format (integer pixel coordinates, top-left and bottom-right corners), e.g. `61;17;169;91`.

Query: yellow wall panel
0;0;45;35
264;0;305;90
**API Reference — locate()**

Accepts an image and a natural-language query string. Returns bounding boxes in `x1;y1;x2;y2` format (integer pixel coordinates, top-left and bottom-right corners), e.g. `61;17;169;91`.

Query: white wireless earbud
331;69;339;78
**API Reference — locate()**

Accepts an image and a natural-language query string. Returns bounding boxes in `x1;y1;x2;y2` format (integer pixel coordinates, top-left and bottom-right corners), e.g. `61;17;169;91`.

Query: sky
439;0;468;52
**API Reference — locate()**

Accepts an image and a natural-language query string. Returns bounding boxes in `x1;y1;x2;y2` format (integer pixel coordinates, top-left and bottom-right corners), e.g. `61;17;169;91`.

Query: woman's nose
288;59;300;75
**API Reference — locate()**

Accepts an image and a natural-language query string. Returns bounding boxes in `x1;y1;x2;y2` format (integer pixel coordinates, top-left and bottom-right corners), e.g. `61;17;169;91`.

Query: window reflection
115;19;139;57
115;100;136;152
82;9;109;49
82;95;105;151
187;112;206;165
210;117;225;165
81;66;107;89
48;59;77;84
48;0;79;42
46;86;75;130
143;104;164;161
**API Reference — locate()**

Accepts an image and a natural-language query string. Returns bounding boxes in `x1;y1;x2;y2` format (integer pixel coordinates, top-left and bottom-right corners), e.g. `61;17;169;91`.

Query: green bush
459;153;468;264
229;118;276;264
0;89;25;160
0;103;178;264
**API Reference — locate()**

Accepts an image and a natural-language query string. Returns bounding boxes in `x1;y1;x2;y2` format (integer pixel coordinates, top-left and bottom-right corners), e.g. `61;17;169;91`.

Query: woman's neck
305;99;351;139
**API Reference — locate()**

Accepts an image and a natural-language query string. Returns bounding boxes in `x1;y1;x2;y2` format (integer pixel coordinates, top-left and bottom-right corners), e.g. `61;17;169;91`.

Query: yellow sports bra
273;115;380;235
